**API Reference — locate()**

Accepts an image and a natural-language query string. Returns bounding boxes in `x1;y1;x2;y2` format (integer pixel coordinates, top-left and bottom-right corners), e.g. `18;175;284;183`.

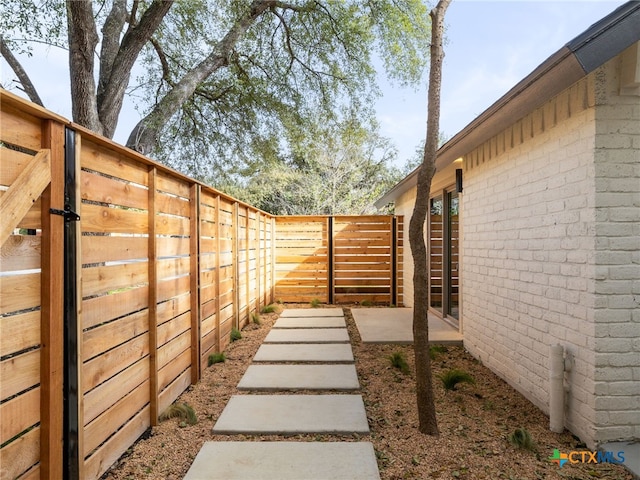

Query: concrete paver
280;308;344;317
352;307;463;344
184;442;381;480
237;364;359;391
212;394;370;435
253;343;354;362
600;441;640;478
264;328;350;343
274;316;346;328
190;308;381;479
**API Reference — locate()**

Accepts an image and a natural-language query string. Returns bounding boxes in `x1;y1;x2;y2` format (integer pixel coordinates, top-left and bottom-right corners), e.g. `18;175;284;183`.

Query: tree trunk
66;0;102;135
97;0;174;139
409;0;450;436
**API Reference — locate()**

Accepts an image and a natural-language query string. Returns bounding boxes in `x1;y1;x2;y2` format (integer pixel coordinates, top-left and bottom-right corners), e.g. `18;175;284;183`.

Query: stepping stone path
185;308;380;480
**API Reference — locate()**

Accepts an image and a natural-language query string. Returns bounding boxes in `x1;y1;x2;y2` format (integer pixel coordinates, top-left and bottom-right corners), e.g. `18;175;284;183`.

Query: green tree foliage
219;109;403;215
1;0;431;170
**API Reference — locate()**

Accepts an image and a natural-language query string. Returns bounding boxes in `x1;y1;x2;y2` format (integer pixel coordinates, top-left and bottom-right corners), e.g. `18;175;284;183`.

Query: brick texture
461;54;639;448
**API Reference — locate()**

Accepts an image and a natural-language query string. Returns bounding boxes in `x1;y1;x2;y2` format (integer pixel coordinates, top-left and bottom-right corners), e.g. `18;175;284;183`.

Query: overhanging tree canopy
1;0;432;168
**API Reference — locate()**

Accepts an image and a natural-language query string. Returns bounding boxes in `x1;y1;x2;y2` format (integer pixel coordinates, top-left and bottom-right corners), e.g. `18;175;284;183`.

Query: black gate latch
50;205;81;222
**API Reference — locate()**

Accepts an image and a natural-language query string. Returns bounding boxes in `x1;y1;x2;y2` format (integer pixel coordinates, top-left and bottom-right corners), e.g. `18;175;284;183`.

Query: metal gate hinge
50;205;80;222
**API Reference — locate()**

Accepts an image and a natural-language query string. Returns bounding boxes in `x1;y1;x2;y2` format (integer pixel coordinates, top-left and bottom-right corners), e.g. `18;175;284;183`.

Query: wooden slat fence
275;215;403;305
0;90;401;480
0;90;275;480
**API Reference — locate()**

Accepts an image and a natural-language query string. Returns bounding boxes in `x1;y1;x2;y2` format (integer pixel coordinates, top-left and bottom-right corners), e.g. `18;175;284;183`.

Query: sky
376;0;629;165
1;0;630;167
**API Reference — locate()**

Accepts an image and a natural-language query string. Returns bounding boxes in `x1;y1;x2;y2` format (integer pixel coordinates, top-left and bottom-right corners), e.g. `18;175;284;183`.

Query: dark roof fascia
569;0;640;73
375;1;640;209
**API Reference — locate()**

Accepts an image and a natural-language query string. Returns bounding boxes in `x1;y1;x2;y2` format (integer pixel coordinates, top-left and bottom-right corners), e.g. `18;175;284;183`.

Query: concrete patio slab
212;394;369;435
352;307;462;344
264;328;350;343
274;316;346;328
280;308;344;317
184;442;381;480
253;343;354;362
237;364;360;391
600;441;640;478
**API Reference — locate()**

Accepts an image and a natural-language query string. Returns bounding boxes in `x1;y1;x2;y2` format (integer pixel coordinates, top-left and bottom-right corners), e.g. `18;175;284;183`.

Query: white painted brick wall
463;92;601;444
592;57;640;444
395;189;416;307
462;55;639;448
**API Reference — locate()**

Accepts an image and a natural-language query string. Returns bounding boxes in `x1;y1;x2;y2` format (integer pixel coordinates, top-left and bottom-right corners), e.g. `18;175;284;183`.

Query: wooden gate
1;96;66;479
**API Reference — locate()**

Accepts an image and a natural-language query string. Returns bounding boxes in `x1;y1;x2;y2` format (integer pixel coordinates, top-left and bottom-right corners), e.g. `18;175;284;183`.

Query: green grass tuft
251;312;261;325
231;327;242;342
508;427;536;451
361;300;373;307
439;368;475;390
310;298;320;308
429;344;448;360
388;351;410;374
159;403;197;425
261;304;277;314
208;352;226;366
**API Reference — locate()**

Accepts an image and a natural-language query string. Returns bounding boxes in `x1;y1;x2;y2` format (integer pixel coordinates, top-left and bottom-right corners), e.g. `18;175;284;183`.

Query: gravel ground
102;305;633;480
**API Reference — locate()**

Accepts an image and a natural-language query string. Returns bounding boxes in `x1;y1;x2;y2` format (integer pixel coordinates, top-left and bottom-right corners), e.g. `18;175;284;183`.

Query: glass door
429;190;460;326
447;191;459;321
429;196;443;313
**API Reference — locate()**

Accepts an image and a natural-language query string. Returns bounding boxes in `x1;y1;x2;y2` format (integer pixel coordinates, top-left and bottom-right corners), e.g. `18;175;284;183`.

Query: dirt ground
102;305;634;480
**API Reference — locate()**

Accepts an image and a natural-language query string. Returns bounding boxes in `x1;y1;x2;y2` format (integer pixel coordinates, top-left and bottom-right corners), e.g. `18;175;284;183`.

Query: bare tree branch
0;35;44;106
127;0;278;154
97;0;174;138
98;0;128;102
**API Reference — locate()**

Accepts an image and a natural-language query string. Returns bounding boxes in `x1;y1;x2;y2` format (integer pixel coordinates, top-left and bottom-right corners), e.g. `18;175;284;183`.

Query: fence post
63;126;81;480
233;202;239;330
245;208;251;321
328;217;334;304
255;213;261;313
40;120;65;480
391;216;398;306
148;167;159;426
190;184;200;383
214;195;222;353
270;217;276;304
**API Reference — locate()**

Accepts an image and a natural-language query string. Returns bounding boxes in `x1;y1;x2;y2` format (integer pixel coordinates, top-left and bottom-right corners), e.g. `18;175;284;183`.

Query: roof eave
376;1;640;209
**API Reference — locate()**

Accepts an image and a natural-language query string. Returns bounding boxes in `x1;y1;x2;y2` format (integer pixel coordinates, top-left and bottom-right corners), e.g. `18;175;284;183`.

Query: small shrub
230;327;242;342
159;403;197;425
251;312;261;325
508;427;536;451
310;298;320;308
208;352;225;366
388;351;410;374
261;304;277;314
439;368;475;390
361;300;373;307
429;344;448;360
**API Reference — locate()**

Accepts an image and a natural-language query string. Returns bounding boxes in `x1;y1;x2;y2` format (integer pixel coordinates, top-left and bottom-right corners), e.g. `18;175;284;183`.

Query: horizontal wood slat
1;92;407;480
